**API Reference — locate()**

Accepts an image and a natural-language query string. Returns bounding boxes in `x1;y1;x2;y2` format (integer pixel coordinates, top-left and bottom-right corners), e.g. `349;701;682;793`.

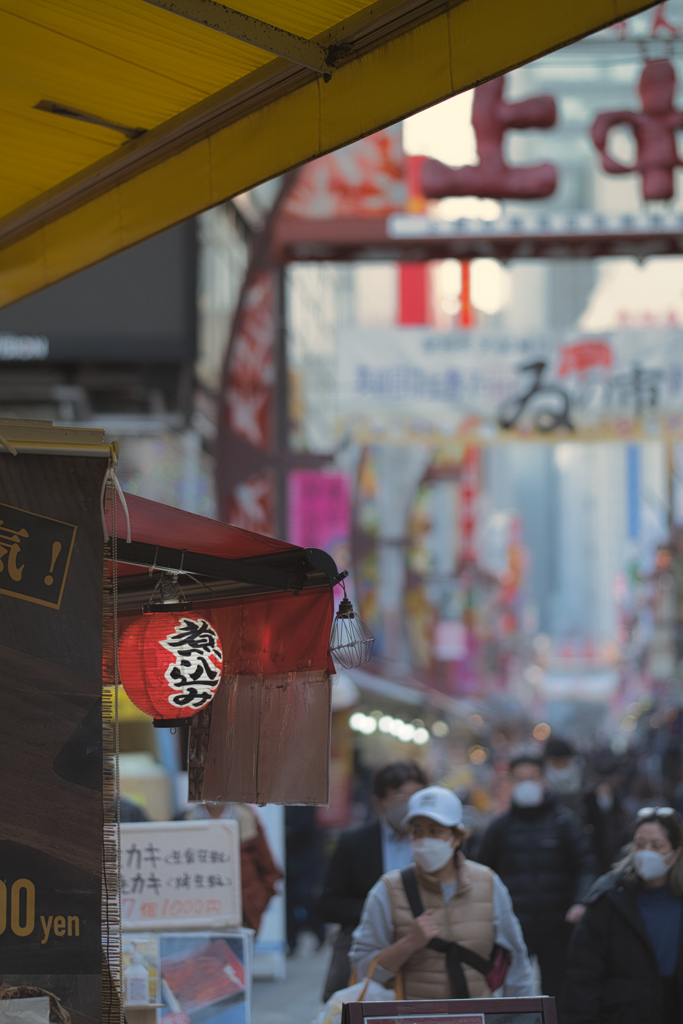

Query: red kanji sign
420;76;557;200
592;59;683;200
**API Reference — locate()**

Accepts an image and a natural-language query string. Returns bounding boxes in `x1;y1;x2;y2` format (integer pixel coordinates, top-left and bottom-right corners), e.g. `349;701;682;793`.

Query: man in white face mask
350;786;534;1000
544;736;584;820
476;752;597;1005
319;760;427;999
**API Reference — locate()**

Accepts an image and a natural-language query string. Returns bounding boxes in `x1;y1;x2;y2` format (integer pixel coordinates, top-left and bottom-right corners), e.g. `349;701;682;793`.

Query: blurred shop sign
541;671;619;702
0;222;196;364
288;470;351;569
0;334;48;360
433;621;468;661
120;821;241;931
336;326;683;444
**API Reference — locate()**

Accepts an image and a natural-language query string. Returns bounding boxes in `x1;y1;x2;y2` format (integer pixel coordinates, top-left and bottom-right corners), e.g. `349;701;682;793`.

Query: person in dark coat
582;753;630;875
564;808;683;1024
544;736;585;821
476;751;597;1000
285;805;326;954
318;760;428;1000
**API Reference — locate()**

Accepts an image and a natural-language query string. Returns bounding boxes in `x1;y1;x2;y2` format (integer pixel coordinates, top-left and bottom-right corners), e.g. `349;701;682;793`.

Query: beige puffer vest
382;857;495;1000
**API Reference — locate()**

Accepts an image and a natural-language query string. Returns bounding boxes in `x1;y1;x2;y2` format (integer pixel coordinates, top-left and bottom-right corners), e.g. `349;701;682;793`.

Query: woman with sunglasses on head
564;807;683;1024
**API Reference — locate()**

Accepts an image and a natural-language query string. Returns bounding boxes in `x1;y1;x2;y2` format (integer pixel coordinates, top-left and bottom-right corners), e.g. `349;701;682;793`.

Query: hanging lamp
329;583;375;669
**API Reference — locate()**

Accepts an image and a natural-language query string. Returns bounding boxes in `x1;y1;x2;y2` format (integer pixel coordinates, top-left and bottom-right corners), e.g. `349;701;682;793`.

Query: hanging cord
100;464;131;545
111;475;124;1024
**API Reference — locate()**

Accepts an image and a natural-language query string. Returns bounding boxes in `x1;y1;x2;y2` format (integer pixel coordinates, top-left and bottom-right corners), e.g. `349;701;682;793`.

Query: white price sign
120;821;241;930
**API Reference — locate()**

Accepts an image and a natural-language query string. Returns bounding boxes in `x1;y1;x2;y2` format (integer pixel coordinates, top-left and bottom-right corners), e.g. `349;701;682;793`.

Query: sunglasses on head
635;806;676;819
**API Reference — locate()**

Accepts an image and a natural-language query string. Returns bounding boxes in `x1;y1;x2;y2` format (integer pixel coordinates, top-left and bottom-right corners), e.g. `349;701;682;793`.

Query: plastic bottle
125;950;150;1005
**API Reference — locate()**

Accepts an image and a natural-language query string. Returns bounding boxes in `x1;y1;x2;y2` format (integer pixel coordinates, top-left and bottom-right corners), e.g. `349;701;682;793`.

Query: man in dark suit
319;760;428;999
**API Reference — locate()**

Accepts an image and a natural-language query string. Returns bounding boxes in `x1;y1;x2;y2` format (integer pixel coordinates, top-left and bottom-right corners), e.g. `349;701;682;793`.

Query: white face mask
632;849;673;882
412;837;455;873
512;780;544;808
596;791;614;813
546;762;582;795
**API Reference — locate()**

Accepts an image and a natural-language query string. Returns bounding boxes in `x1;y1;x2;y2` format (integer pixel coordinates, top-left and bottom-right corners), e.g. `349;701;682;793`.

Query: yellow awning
0;0;656;309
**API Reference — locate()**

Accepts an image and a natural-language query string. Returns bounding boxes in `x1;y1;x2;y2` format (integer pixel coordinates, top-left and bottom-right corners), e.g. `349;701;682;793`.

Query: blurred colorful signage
288;470;351;574
336;326;683;443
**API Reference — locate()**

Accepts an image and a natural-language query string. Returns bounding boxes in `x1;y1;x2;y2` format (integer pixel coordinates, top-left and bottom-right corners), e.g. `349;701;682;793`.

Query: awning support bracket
140;0;336;76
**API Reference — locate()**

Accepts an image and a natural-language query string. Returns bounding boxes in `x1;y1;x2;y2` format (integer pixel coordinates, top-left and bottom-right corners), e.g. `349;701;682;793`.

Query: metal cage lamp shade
329;588;375;670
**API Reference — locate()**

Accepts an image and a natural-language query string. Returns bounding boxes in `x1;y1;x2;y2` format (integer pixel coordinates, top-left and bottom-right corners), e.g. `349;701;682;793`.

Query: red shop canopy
106;490;338;672
106;491;338;803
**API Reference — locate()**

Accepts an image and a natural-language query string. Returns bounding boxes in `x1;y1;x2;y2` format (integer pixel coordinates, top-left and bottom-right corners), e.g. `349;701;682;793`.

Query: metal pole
274;265;289;540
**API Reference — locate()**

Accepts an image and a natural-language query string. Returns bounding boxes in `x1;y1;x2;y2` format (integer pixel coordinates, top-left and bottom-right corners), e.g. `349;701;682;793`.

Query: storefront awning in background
349;667;476;721
0;0;656;309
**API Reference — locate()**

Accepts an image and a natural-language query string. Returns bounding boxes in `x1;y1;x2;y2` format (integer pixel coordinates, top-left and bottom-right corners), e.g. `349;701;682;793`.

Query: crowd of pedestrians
315;744;683;1024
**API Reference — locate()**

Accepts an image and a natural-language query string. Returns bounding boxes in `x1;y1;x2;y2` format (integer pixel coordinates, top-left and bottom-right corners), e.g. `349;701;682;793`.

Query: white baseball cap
404;786;464;828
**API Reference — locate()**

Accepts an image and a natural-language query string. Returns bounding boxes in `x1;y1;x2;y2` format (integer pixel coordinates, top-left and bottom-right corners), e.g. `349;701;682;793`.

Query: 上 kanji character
421;76;557;201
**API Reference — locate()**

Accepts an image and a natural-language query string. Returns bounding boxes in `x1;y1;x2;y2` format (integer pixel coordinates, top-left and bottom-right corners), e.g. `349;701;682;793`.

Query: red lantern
118;612;224;723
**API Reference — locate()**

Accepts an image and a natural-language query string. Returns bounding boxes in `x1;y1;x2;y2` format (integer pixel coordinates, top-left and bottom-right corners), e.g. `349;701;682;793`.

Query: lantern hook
148;545;159;577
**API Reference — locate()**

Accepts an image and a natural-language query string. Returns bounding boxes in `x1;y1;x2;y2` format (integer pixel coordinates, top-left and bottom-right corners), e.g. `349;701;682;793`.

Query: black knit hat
544;736;575;760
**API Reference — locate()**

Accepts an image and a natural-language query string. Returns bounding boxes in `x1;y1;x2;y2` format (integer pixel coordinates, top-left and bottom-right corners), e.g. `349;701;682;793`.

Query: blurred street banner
336;326;683;444
283;126;406;219
288;471;351;571
541;670;619;701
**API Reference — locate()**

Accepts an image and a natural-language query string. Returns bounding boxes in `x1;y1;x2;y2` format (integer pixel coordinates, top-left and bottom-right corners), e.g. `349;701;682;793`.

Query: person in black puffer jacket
476;751;597;1001
563;808;683;1024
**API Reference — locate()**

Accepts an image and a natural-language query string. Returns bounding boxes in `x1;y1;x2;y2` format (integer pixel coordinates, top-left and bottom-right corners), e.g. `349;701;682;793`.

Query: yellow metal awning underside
0;0;656;309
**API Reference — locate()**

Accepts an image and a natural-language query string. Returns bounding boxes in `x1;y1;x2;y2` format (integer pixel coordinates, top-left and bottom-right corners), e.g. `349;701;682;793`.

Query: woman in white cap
350;786;534;1000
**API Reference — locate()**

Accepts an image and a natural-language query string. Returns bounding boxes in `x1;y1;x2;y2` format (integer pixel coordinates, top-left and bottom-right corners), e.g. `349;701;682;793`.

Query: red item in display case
161;938;246;1014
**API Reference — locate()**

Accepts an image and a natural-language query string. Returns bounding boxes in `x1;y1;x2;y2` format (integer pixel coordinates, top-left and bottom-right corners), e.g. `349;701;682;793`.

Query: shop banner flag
0;453;109;1024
